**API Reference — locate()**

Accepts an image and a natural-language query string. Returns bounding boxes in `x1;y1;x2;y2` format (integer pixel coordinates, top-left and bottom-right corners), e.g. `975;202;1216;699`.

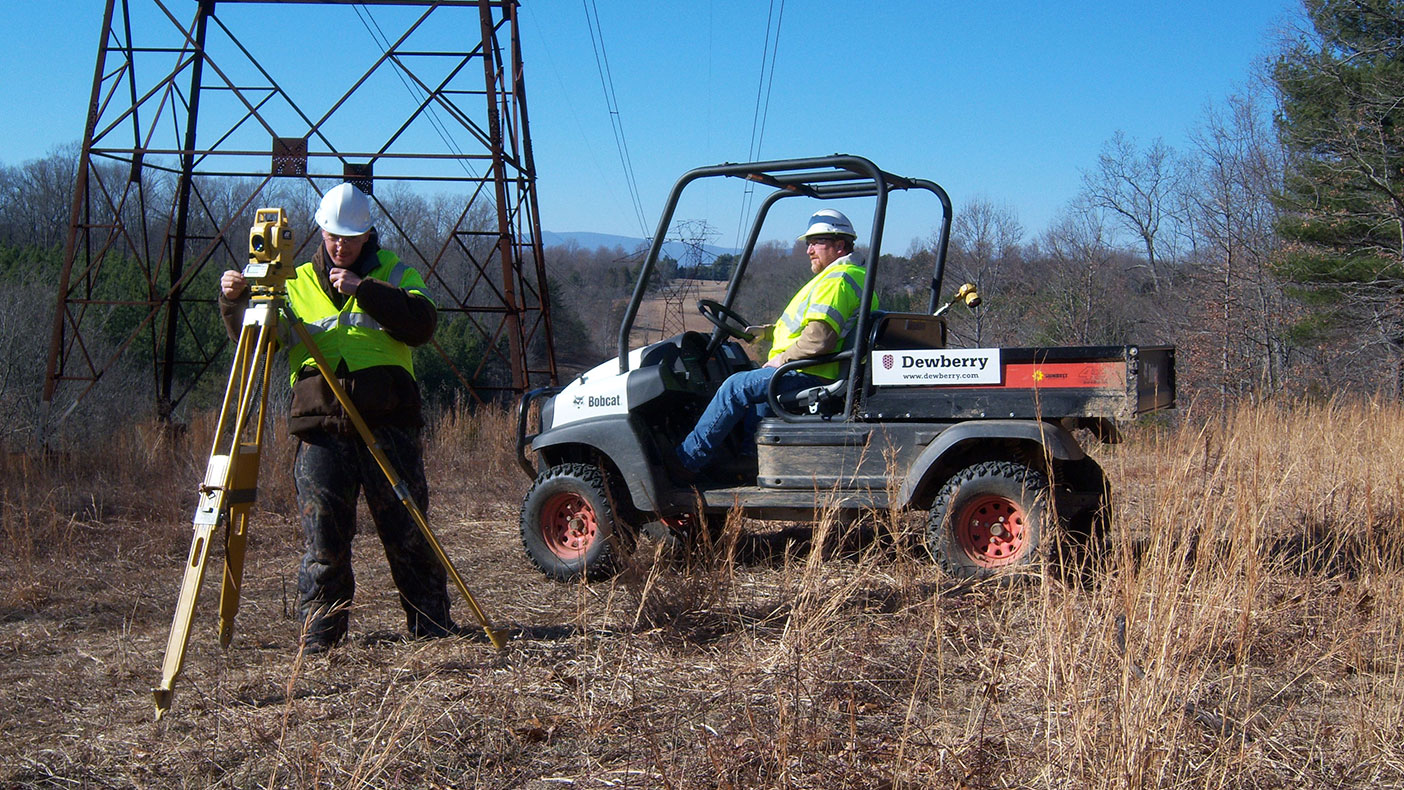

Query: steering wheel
697;299;755;342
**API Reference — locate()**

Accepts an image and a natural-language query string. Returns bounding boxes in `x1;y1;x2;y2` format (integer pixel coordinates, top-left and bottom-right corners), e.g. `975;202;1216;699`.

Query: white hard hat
797;208;857;241
315;183;373;236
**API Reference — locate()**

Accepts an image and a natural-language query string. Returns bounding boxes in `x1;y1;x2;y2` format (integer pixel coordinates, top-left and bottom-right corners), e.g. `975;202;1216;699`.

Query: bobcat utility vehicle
515;155;1174;581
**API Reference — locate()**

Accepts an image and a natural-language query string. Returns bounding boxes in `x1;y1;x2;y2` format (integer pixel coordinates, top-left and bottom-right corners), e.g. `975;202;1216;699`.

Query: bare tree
1081;131;1186;291
1183;92;1291;404
1037;199;1125;344
942;197;1024;345
0;144;80;249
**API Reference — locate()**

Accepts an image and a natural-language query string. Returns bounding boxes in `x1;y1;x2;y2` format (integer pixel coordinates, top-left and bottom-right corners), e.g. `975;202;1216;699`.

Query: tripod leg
218;312;279;647
153;307;277;718
218;506;250;648
218;445;262;647
152;466;228;719
286;317;509;649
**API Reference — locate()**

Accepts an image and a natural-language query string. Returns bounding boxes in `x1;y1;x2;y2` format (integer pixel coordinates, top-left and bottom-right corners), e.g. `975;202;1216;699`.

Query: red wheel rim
541;491;599;560
955;494;1028;568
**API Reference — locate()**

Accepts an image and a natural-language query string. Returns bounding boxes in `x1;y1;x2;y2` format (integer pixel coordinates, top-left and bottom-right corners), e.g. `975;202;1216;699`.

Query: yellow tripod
152;208;507;720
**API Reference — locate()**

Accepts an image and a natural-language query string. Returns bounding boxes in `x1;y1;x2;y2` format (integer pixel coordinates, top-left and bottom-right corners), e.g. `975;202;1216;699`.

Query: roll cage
616;155;954;422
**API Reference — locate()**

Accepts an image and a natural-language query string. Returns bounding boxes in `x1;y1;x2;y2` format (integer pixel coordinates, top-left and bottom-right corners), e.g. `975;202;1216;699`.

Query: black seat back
871;312;947;350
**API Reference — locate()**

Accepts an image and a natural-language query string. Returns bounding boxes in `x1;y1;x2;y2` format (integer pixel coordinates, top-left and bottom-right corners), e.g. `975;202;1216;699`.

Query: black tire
520;463;634;582
927;460;1049;580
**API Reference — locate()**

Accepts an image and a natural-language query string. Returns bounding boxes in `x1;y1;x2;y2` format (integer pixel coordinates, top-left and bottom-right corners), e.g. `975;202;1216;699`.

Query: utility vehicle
515;156;1174;581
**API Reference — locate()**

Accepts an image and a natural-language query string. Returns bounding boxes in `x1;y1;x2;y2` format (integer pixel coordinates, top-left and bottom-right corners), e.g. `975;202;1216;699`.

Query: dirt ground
4;403;1404;788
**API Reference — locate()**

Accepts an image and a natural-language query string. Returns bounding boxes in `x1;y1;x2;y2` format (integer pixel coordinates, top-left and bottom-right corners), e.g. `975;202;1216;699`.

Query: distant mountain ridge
541;230;739;261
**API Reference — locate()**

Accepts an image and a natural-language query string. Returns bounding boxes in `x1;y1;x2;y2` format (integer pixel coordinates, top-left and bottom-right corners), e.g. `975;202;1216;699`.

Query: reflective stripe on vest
768;256;874;379
300;261;413;336
774;268;864;338
284;249;428;385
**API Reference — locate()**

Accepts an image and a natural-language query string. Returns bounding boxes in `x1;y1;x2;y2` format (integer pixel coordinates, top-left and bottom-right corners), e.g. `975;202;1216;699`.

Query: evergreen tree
1272;0;1404;388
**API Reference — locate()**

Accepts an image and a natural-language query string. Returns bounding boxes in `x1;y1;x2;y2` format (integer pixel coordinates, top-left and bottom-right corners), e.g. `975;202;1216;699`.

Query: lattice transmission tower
659;219;719;337
42;0;556;435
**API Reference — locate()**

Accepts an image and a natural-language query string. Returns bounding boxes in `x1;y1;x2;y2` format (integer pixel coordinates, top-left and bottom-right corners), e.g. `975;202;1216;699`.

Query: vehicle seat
771;312;948;420
775;378;846;417
871;312;947;350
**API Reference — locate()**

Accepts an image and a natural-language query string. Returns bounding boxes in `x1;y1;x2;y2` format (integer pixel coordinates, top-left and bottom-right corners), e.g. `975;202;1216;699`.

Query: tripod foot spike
485;627;509;650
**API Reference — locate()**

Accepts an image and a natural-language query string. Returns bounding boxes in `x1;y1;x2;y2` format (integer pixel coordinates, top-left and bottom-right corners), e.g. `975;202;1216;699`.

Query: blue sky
2;0;1301;253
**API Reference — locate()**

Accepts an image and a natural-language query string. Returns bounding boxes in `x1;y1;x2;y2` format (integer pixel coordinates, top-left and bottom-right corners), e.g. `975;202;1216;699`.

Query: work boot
299;606;348;654
300;634;339;655
405;599;456;639
663;446;700;484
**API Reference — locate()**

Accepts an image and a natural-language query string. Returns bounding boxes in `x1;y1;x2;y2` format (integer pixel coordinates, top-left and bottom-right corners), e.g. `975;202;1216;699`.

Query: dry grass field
3;398;1403;788
626;279;731;349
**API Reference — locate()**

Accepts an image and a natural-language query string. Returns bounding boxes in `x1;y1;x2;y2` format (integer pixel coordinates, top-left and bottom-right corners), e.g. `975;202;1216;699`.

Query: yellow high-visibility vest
768;256;875;380
284;250;432;386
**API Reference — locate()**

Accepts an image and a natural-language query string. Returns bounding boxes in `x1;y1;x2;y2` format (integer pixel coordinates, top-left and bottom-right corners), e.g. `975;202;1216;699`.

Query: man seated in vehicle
674;209;875;475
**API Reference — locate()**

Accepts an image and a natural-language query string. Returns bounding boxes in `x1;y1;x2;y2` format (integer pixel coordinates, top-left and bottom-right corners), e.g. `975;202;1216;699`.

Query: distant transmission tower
42;0;556;435
659;220;719;337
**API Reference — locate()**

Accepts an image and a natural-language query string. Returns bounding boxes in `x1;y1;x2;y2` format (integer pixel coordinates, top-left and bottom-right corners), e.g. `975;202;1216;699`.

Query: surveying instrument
152;208;507;720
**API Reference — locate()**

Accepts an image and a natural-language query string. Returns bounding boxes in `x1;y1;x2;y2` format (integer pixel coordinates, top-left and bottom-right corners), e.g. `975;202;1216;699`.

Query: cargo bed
858;345;1175;421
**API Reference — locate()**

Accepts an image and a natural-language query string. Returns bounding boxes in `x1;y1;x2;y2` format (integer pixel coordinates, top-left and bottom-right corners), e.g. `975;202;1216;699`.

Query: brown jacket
219;238;438;437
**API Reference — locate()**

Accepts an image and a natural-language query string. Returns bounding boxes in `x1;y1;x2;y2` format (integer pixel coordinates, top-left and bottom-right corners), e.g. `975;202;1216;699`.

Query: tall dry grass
0;411;302;596
1068;398;1404;787
569;398;1404;786
2;398;1403;788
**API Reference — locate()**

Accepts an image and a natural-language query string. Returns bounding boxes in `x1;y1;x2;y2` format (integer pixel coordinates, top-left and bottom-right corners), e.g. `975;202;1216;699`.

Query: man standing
220;183;456;651
675;208;874;474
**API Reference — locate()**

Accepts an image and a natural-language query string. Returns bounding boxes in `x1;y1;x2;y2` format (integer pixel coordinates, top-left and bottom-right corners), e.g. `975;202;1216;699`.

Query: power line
752;1;785;163
734;0;786;250
353;4;482;183
582;0;651;239
521;3;618;212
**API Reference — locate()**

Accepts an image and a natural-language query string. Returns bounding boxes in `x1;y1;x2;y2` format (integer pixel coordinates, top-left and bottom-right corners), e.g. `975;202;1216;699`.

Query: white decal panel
546;345;652;425
871;348;1002;386
553;385;629;424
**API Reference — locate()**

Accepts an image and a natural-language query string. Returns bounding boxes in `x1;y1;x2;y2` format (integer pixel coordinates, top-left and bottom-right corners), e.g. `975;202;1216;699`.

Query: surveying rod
153;209;505;720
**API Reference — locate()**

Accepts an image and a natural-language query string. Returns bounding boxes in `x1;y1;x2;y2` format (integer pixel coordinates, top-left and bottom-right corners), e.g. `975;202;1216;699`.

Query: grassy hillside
1;400;1401;788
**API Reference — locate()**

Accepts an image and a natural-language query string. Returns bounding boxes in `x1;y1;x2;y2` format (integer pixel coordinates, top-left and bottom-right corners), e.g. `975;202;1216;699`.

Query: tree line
0;0;1399;443
546;1;1403;411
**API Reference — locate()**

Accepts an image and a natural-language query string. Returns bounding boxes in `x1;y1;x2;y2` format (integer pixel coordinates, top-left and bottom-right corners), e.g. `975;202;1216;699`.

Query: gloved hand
743;324;774;343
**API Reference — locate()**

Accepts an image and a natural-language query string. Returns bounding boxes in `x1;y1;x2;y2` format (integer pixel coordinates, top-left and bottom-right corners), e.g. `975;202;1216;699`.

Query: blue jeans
677;367;826;471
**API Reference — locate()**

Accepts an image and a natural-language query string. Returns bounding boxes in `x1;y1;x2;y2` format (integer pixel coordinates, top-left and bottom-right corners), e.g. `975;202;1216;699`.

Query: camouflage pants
293;426;453;644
